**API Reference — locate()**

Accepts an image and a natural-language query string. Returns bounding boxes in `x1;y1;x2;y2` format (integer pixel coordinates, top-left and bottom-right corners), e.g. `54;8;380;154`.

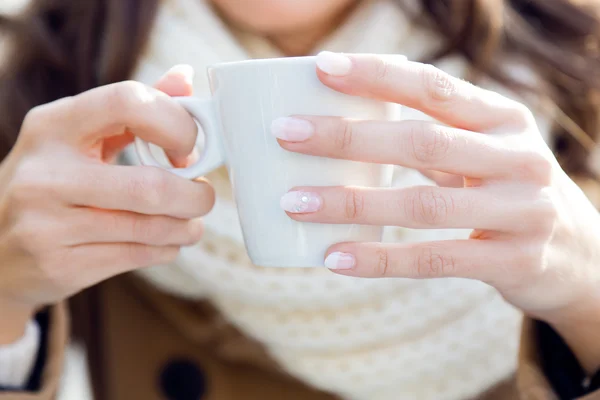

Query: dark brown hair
1;0;600;178
409;0;600;178
0;0;160;159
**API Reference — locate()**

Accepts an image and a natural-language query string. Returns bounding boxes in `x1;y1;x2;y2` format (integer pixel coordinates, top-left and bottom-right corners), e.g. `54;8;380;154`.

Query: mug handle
134;96;225;179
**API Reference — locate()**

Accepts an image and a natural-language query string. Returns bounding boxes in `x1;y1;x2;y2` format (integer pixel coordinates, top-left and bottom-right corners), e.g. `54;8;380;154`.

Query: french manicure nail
280;191;322;213
324;252;356;270
271;117;315;142
316;51;352;76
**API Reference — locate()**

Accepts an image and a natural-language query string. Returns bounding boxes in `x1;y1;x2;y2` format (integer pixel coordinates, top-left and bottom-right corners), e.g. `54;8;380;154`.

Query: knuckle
129;169;169;209
515;243;546;278
408;123;454;164
373;246;390;277
420;65;457;107
405;187;452;226
515;152;554;184
12;216;61;254
414;245;456;278
105;81;148;124
332;118;354;152
530;189;559;231
38;250;70;286
9;158;55;204
12;221;40;250
344;188;365;220
510;102;535;127
373;56;391;82
21;98;74;139
9;164;38;205
530;154;554;185
21;105;47;137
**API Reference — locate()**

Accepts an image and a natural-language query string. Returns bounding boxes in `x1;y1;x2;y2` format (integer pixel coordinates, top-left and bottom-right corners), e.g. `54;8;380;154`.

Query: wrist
0;297;36;345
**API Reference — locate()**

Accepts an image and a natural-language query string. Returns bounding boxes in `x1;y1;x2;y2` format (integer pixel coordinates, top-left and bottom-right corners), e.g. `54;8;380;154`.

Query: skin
0;0;355;346
1;0;599;381
209;0;358;55
0;68;213;342
277;53;600;373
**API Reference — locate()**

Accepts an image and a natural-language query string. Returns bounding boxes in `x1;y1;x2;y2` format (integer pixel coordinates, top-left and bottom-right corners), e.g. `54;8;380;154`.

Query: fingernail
169;147;200;168
271;117;314;142
324;252;355;270
280;191;322;213
186;147;201;165
316;51;352;76
170;64;195;85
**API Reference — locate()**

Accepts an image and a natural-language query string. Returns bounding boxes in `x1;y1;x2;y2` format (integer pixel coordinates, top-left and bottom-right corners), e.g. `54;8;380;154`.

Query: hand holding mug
276;52;600;372
0;67;214;343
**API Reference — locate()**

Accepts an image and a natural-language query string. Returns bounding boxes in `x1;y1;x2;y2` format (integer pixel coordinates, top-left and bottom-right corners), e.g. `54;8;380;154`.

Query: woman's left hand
273;52;600;371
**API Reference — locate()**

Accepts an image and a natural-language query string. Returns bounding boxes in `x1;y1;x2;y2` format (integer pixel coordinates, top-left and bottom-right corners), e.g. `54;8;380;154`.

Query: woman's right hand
0;66;214;343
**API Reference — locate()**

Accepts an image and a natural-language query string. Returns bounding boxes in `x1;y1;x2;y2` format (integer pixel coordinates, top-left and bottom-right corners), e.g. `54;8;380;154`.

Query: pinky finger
325;240;514;283
67;242;180;287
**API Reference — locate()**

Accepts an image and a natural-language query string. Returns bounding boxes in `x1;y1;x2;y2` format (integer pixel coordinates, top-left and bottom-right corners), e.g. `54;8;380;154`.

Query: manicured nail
324;252;355;270
280;191;322;213
170;64;195;85
271;117;314;142
316;51;352;76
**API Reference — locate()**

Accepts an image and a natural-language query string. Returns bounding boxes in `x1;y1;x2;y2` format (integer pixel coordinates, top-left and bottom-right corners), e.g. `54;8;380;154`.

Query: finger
67;243;181;286
281;185;529;231
153;65;197;168
64;164;215;219
102;130;135;162
417;170;464;188
154;64;195;97
275;117;526;178
23;80;197;161
323;240;514;283
315;52;533;132
65;208;204;246
100;66;197;164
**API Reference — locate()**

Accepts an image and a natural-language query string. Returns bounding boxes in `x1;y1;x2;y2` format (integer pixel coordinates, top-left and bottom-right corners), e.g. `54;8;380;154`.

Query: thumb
154;65;198;167
154;64;195;97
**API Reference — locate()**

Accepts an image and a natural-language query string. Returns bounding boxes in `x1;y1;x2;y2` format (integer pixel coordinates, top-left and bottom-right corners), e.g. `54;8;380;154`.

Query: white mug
135;56;395;267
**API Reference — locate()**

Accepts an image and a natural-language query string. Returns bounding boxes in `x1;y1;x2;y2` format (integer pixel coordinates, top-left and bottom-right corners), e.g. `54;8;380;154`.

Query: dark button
159;359;207;400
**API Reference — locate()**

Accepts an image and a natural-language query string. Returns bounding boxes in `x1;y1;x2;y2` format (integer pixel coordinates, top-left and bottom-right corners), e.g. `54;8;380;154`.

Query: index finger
24;81;197;160
315;52;533;132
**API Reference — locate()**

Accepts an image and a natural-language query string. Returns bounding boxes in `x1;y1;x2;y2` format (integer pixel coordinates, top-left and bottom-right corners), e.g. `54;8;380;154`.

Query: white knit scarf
126;1;526;399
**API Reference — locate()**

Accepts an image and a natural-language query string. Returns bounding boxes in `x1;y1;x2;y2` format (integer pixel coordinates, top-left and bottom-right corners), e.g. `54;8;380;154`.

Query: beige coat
2;272;600;400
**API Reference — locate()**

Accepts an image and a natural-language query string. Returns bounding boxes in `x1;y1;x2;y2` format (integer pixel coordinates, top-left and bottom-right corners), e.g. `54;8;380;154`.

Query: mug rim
207;56;317;72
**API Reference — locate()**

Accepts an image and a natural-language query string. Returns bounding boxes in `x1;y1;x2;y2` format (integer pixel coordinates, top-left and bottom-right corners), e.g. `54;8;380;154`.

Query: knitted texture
128;0;536;398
